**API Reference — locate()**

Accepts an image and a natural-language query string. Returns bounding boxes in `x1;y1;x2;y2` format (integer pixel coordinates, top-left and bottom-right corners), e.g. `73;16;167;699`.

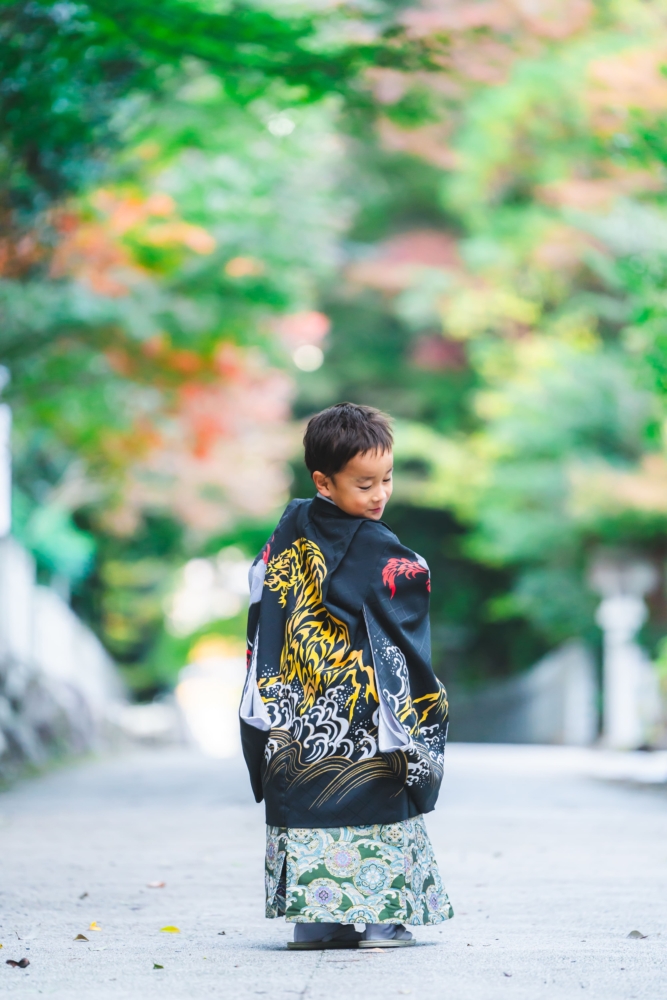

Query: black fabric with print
240;496;448;828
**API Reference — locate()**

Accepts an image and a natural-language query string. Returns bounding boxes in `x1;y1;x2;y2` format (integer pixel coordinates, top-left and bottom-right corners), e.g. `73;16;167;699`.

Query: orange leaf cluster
49;189;216;296
99;343;294;535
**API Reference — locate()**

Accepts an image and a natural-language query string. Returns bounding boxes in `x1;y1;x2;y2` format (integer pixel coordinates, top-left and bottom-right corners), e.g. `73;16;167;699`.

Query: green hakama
266;815;453;925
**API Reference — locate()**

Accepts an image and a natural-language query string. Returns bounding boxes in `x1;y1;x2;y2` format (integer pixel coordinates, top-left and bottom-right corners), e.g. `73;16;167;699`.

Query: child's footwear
287;922;362;950
358;924;416;948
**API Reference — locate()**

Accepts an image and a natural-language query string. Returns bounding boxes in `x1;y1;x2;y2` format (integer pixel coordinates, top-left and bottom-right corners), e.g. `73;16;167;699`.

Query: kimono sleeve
238;500;306;804
364;535;448;815
239;544;271;803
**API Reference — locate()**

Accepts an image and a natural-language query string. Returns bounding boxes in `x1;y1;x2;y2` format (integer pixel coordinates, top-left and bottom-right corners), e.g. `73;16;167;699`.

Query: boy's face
312;449;393;520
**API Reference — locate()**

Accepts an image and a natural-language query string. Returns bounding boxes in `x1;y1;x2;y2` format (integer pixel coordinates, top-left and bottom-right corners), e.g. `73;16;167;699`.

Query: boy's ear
312;470;332;496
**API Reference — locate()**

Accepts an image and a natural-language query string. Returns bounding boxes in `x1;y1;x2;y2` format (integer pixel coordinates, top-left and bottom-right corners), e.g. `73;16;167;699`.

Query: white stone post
0;366;12;538
590;555;660;750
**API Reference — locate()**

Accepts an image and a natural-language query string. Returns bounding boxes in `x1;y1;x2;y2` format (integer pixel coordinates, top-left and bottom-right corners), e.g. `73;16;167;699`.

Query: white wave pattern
264;683;300;730
262;681;380;764
406;757;431;786
420;723;445;764
292;687;355;762
264;735;283;763
381;644;410;716
354;725;378;760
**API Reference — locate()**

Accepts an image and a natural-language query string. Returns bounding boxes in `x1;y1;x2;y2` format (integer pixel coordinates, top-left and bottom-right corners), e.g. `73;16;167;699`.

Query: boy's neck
316;492;337;507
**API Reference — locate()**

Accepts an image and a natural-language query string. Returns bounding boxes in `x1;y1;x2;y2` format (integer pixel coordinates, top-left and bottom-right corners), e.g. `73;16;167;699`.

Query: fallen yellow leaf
160;926;180;934
89;921;101;932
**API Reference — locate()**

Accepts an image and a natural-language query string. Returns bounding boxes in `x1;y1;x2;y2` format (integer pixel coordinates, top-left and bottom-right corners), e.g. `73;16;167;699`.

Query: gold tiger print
260;537;377;718
414;686;449;727
386;682;447;736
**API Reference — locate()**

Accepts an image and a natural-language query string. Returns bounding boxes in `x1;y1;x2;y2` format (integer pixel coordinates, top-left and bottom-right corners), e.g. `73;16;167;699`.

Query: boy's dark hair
304;402;393;477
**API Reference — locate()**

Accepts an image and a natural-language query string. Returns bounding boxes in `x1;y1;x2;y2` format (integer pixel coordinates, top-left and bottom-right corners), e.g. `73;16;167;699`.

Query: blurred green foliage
0;0;423;215
5;0;667;697
2;0;411;695
292;0;667;688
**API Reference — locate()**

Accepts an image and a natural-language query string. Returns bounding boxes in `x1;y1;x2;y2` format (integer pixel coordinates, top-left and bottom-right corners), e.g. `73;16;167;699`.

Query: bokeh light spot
292;345;324;371
267;115;296;137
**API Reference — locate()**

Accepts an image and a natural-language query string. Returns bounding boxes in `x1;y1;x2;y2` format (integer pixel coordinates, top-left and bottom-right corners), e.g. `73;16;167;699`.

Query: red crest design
382;557;430;598
261;534;274;564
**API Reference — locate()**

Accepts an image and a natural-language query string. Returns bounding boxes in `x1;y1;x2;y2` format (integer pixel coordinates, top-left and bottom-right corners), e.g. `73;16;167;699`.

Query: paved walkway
1;744;665;999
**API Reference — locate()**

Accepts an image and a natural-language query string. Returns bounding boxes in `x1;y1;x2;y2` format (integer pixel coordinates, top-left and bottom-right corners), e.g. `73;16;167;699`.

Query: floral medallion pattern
265;816;454;925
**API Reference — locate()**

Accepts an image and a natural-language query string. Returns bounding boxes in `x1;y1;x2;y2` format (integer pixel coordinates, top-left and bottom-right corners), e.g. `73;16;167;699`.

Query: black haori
240;496;448;828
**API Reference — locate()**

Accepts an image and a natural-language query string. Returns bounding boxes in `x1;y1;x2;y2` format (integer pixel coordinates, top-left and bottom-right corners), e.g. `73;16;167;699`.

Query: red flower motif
382;557;430;598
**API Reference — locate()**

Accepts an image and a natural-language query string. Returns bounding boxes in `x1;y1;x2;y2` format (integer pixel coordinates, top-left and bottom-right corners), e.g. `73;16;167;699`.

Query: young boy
240;402;453;949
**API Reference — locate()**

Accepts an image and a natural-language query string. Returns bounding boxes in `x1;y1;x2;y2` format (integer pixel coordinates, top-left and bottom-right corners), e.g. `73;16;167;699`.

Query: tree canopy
4;0;667;696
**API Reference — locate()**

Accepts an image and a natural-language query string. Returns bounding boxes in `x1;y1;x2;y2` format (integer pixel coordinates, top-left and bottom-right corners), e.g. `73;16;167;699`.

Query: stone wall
448;640;599;745
0;537;125;782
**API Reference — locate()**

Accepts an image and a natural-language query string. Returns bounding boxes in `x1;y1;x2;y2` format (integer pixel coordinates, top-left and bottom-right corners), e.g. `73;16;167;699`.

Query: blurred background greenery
4;0;667;700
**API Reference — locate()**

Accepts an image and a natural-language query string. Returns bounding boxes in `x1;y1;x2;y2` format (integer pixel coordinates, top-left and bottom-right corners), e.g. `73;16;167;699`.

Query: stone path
1;744;665;999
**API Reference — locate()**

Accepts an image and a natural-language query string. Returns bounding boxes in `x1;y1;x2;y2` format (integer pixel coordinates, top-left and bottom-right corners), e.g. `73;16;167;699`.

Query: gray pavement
1;743;665;1000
